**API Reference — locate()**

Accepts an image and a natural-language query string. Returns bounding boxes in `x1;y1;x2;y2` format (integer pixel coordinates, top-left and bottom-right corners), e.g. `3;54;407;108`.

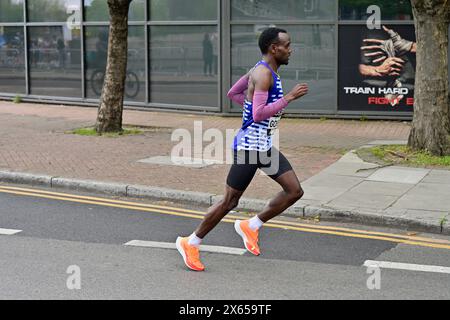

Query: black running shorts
226;148;293;191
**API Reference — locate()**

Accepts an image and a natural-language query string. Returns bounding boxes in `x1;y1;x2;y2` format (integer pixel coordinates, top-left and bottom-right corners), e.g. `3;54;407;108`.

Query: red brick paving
0;101;411;199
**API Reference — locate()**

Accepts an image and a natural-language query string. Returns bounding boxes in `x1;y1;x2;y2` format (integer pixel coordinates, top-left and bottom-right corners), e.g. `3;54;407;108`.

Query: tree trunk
408;0;450;156
95;0;132;133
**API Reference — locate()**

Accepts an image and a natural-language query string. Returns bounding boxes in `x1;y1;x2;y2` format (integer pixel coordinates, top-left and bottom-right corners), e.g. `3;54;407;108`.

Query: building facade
0;0;430;119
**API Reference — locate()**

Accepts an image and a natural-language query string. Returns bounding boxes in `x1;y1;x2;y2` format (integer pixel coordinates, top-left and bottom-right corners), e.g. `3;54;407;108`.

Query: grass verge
69;127;143;137
357;145;450;170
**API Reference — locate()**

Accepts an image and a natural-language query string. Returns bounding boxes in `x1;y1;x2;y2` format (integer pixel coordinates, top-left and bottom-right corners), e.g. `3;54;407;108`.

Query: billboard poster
338;25;416;113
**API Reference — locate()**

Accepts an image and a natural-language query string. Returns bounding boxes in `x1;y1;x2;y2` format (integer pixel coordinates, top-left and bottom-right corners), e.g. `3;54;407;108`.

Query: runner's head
258;27;291;65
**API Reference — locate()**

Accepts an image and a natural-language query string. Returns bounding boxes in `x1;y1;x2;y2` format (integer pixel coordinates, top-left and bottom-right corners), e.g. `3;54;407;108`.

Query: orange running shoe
176;237;205;271
234;220;260;256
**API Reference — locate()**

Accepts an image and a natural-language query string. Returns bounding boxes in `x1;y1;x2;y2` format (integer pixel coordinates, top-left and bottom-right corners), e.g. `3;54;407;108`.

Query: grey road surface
0;185;449;300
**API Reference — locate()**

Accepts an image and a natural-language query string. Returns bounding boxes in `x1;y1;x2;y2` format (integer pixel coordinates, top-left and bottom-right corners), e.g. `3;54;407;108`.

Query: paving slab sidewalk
299;150;450;234
0;101;448;234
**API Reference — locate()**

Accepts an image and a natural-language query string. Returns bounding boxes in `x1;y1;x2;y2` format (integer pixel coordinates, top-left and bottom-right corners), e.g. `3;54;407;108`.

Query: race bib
267;115;281;136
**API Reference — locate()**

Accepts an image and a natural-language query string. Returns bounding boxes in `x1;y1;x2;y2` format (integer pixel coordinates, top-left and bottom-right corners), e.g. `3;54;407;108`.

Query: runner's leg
176;150;257;270
257;170;303;223
176;183;244;271
194;185;243;238
233;150;302;255
195;150;259;237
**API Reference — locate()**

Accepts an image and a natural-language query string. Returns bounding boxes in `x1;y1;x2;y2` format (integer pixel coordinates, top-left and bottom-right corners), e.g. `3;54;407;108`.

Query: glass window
28;26;82;97
231;0;335;21
84;0;146;21
85;26;108;98
126;26;146;102
0;0;24;22
231;25;336;111
85;26;146;102
150;0;217;21
339;0;413;21
28;0;80;22
0;27;25;94
149;25;219;107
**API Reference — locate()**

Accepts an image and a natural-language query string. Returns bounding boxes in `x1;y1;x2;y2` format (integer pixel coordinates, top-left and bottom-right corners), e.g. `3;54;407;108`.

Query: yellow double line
1;185;450;250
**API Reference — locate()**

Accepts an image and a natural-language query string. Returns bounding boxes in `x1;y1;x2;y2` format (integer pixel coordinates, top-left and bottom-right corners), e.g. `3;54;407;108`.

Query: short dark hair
258;27;288;54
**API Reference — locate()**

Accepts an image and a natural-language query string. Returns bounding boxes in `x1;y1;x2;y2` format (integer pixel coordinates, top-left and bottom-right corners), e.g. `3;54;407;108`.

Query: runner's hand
285;84;308;102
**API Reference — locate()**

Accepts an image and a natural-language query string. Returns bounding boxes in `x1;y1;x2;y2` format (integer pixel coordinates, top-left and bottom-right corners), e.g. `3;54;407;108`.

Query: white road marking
0;228;22;235
124;240;247;256
364;260;450;274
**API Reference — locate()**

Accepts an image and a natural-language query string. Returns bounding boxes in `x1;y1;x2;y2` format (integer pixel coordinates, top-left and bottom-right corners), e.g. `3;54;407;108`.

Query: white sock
187;233;202;247
248;216;264;231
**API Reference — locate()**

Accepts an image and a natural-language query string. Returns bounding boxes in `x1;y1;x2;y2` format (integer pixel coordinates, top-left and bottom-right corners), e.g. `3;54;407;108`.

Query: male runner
176;28;309;271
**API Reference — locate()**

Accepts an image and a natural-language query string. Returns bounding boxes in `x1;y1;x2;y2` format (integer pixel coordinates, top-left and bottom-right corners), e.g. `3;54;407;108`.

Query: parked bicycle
90;69;140;99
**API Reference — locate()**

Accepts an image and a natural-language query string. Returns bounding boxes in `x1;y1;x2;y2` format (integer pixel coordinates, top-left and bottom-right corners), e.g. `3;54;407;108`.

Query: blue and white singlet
233;60;284;152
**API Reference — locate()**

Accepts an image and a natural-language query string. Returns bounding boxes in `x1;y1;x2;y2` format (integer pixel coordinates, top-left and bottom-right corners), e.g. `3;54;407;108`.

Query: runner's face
273;33;292;65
